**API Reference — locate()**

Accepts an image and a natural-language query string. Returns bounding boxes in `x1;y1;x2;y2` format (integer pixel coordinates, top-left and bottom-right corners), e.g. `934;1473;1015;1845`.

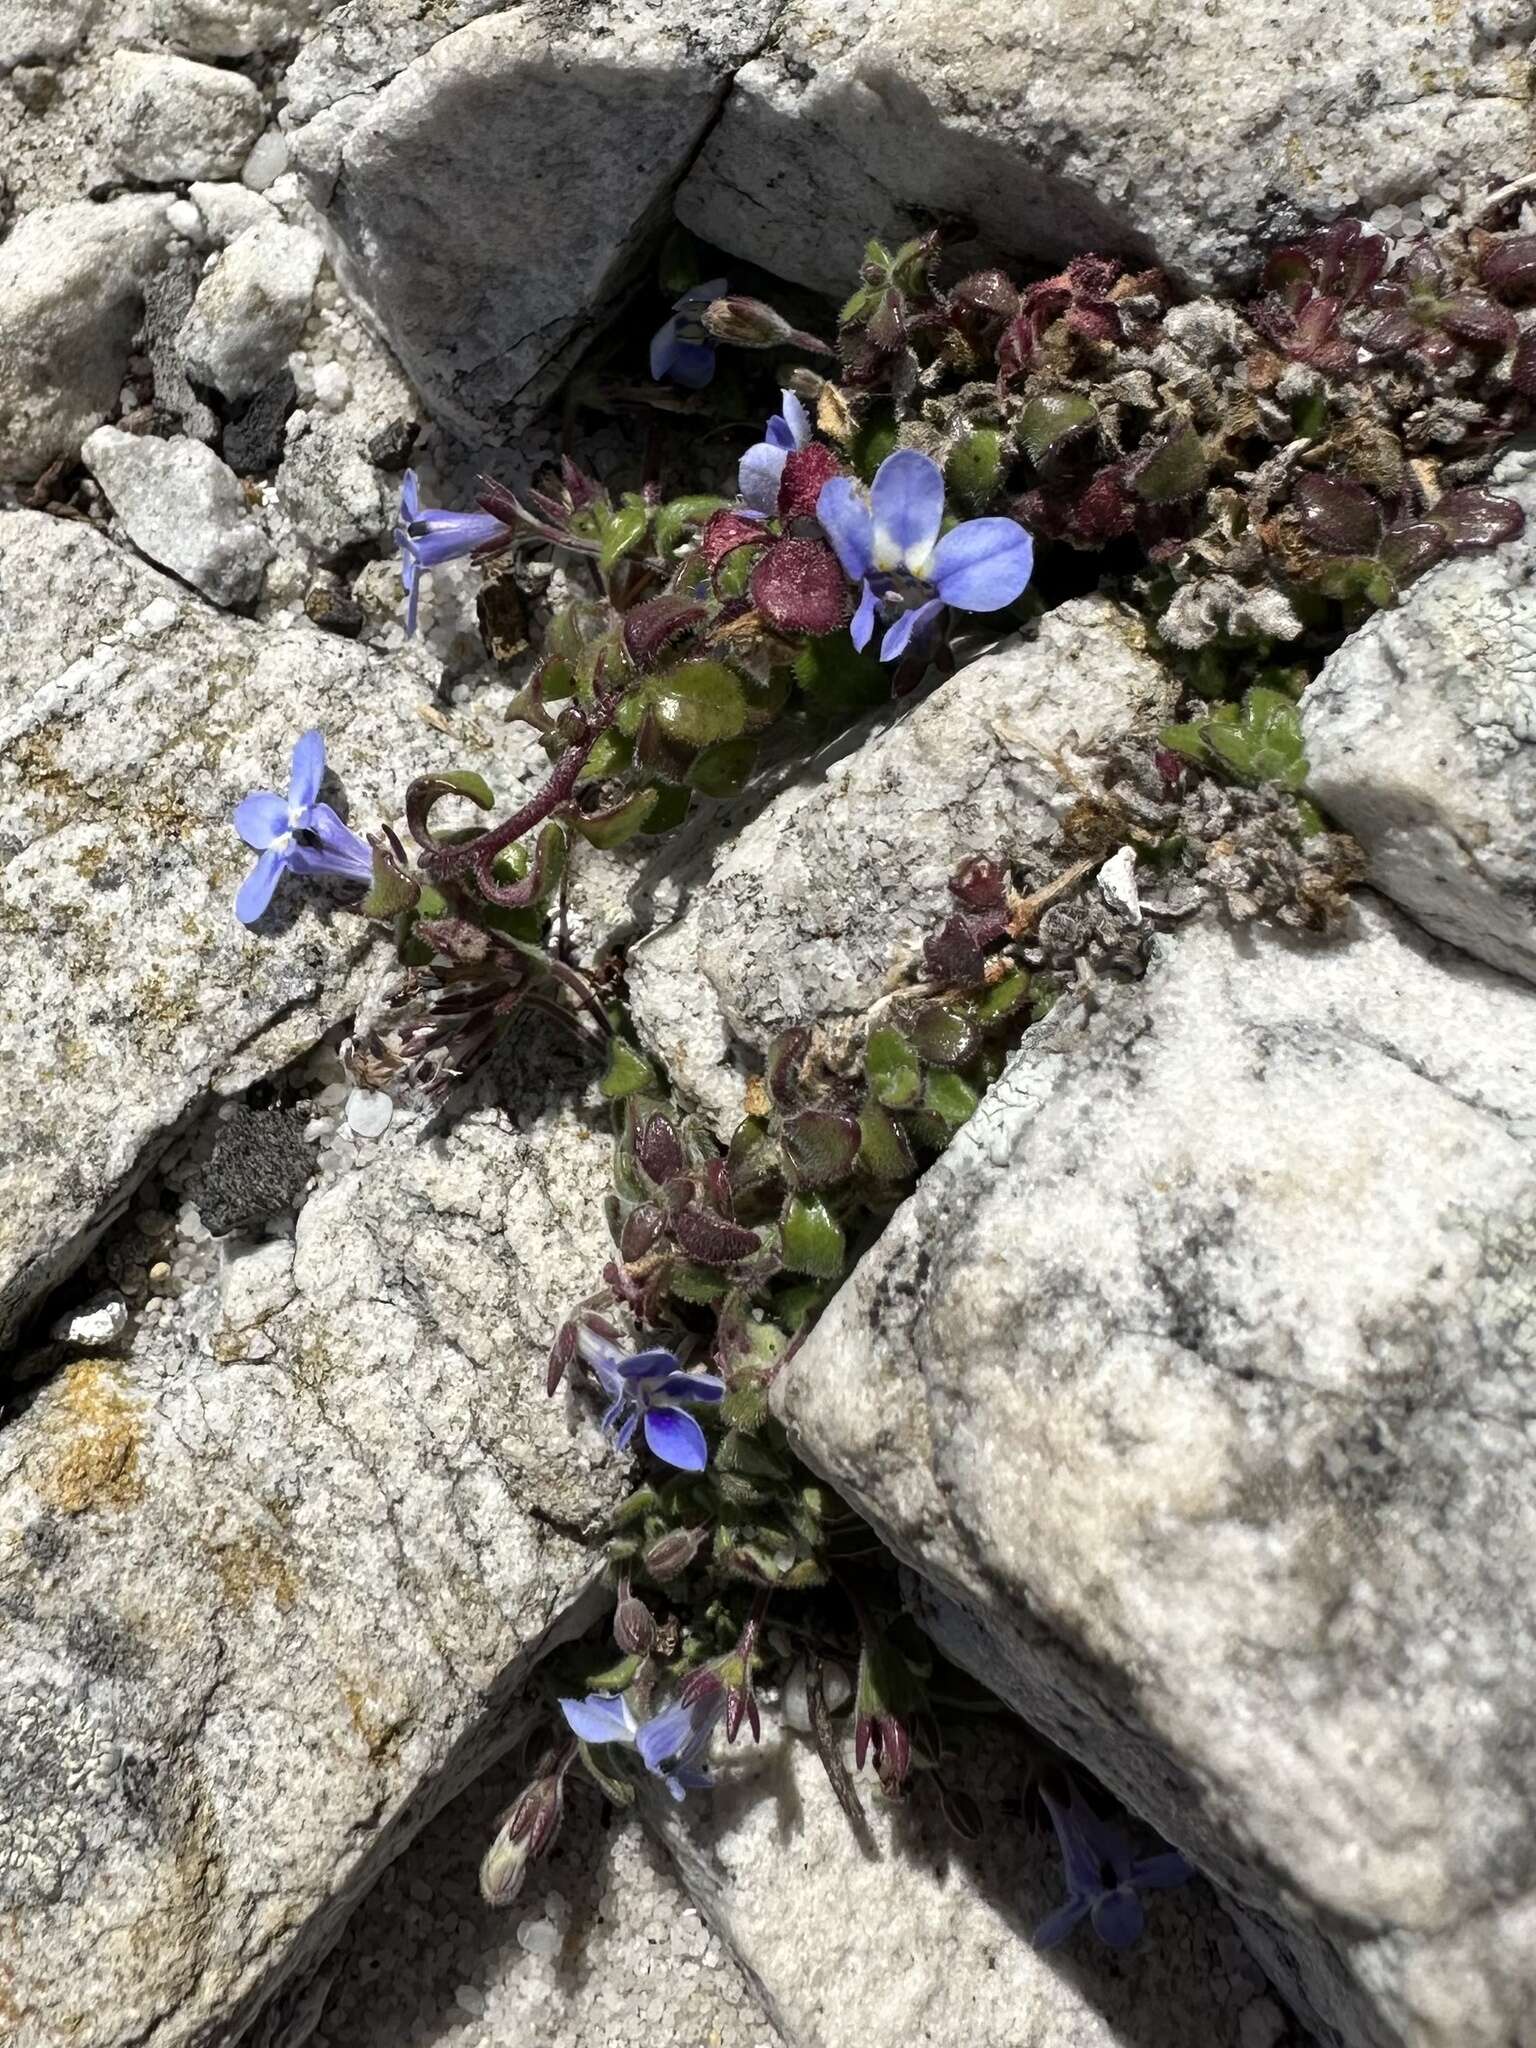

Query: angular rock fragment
628;601;1174;1131
107;50;265;184
0;1083;623;2048
81;427;275;608
1304;450;1536;989
0;197;172;480
678;0;1532;296
775;899;1536;2048
177;218;325;402
288;0;781;440
0;511;454;1346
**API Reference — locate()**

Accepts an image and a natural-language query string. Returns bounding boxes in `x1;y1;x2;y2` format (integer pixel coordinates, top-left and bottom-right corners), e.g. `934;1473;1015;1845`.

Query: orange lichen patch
209;1532;301;1615
33;1362;146;1515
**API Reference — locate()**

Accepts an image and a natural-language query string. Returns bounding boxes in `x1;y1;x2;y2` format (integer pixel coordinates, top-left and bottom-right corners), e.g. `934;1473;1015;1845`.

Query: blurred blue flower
559;1691;640;1748
1034;1776;1195;1951
394;469;510;635
817;448;1033;662
739;388;813;515
234;728;372;926
576;1325;725;1472
650;277;727;390
556;1687;724;1803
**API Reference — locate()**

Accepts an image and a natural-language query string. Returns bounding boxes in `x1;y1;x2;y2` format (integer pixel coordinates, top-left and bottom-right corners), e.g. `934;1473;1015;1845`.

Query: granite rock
645;1719;1298;2048
0;197;173;481
288;0;781;441
1304;449;1536;988
81;427;275;608
627;601;1174;1132
177;218;325;402
107;50;265;184
775;899;1536;2048
0;0;100;69
277;418;391;560
0;1071;624;2048
0;509;453;1347
678;0;1533;298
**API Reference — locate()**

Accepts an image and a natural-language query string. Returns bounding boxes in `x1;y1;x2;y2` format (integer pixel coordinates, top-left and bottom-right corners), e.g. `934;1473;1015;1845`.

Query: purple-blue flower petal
643;1405;709;1472
1032;1895;1093;1951
403;510;508;570
650;315;684;382
739;442;789;515
635;1701;697;1774
296;801;373;881
288;728;326;812
236;844;288;926
869;449;944;573
234;790;289;850
816;477;875;582
1129;1851;1196;1891
663;337;716;390
849;579;878;652
878;595;944;665
615;1347;683;1383
656;1372;725;1404
559;1693;637;1747
1090;1888;1147;1949
613;1408;641;1453
927;517;1034;613
399;469;420;524
765;416;796;453
781;390;812;448
1041;1786;1126;1896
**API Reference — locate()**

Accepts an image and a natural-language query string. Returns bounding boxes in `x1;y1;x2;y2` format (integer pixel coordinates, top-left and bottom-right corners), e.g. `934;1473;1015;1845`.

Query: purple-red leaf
1431;488;1526;553
1294;473;1383;555
781;1110;863;1190
1438;294;1519;350
778;442;842;523
622;595;707;672
671;1206;762;1267
750;537;852;637
636;1112;686;1187
1479;234;1536;304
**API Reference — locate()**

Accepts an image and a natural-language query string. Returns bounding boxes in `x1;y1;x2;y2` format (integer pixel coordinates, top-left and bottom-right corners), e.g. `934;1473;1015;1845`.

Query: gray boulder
1304;450;1536;989
0;1081;624;2048
288;0;780;441
177;218;325;402
677;0;1531;297
628;601;1175;1133
107;50;265;183
0;197;173;481
0;510;447;1347
775;898;1536;2048
81;428;275;608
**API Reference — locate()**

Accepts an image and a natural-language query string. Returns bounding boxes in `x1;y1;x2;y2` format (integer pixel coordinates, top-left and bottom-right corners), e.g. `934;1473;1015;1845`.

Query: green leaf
850;414;899;482
654;494;728;559
687;736;758;799
431;768;495;810
1017;392;1097;468
640;785;692;835
648;661;749;749
793;633;889;717
1134;426;1209;503
781;1193;846;1280
599;500;651;576
668;1260;729;1305
584;1653;643;1691
726;1116;782;1201
570;788;660;848
600;1038;657;1099
1203;685;1308;791
578;729;634;783
782;1111;862;1190
945;429;1006;511
910;1003;981;1069
577;1739;636;1808
360;841;419;920
865;1027;922;1109
923;1070;979;1129
857;1104;916;1183
976;967;1031;1026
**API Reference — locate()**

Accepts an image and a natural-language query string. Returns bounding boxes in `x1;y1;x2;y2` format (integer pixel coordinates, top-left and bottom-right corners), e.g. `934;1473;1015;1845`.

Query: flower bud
613;1582;656;1656
479;1768;565;1907
642;1524;709;1581
701;295;798;347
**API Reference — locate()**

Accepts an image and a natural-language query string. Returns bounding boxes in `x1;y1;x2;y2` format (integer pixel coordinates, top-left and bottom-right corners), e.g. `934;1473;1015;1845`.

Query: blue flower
233;729;373;926
557;1688;725;1803
738;389;813;515
576;1325;725;1472
816;448;1034;663
1033;1776;1195;1951
394;469;511;636
650;277;727;390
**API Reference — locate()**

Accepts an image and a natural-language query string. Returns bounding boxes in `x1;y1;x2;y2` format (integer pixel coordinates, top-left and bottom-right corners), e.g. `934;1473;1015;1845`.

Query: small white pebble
313;361;351;412
345;1089;394;1141
166;198;202;239
515;1919;561;1957
303;1116;335;1143
1097;844;1142;925
452;1986;486;2017
241;128;291;191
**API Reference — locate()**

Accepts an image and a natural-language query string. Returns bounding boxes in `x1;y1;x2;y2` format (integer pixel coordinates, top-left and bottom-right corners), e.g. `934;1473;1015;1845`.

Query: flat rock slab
290;0;780;442
645;1721;1298;2048
775;899;1536;2048
628;600;1173;1134
1304;449;1536;990
678;0;1531;296
0;1077;624;2048
0;511;449;1347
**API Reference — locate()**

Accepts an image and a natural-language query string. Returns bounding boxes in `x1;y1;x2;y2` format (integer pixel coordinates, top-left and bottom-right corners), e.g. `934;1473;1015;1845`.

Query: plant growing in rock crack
228;204;1527;1921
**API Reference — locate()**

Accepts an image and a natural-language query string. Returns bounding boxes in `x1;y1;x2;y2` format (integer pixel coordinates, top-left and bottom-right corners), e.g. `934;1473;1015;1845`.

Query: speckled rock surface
645;1720;1298;2048
287;0;781;441
775;899;1536;2048
627;602;1174;1133
677;0;1533;298
81;428;276;608
1304;449;1536;989
107;49;264;182
0;510;453;1347
0;1066;625;2048
0;197;173;481
177;217;325;402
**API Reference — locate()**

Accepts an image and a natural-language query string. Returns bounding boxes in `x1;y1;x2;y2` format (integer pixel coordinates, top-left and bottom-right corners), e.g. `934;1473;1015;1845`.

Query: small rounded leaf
648;661;749;749
865;1027;922;1108
750;538;853;637
780;1193;847;1279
